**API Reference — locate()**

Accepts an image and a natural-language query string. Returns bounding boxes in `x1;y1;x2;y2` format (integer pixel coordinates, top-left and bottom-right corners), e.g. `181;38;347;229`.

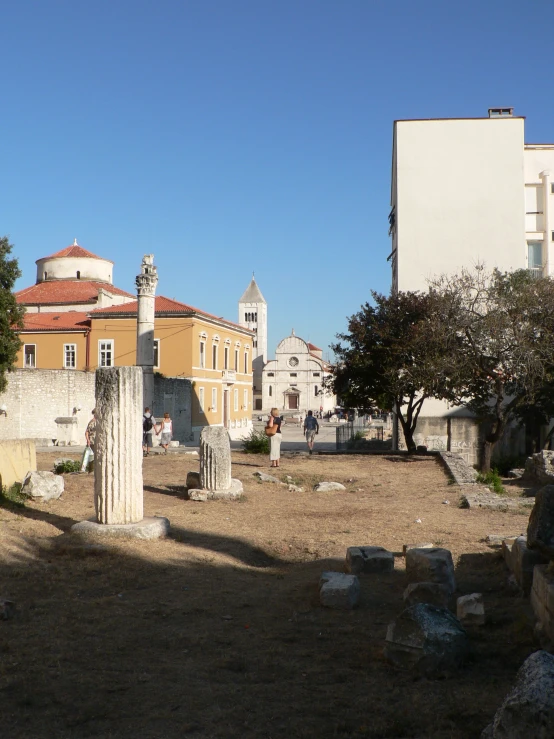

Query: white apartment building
390;108;554;293
389;108;554;461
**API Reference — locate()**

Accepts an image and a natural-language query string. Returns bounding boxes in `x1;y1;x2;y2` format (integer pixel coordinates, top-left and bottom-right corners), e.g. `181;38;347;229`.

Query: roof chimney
488;107;514;118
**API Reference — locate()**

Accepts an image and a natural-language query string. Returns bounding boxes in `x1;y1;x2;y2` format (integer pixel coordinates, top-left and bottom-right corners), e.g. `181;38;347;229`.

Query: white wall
394;117;526;292
36;256;113;284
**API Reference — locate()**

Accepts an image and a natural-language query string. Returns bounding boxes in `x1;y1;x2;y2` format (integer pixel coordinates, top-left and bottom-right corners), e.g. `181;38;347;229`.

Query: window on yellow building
24;344;36;368
224;347;229;370
199;341;205;368
234;349;239;371
244;351;248;374
98;340;113;367
243;389;248;411
234;389;239;411
212;344;218;369
64;344;76;369
211;387;217;413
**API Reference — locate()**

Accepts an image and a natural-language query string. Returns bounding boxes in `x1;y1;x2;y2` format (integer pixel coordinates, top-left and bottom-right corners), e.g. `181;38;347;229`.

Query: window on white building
314;385;319;396
313;372;320;377
199;387;205;412
267;372;274;377
24;344;36;368
290;373;297;377
268;385;272;397
243;389;248;410
528;241;543;277
234;389;239;411
64;344;76;369
199;340;205;368
153;339;160;369
211;387;217;412
98;340;114;367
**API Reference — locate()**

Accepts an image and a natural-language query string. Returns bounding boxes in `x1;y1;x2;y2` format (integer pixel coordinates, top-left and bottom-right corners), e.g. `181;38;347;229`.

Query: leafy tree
330;290;455;452
0;237;25;392
430;267;554;472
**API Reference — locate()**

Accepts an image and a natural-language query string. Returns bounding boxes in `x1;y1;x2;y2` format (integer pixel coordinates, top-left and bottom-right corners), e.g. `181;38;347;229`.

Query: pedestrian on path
158;412;173;454
143;407;156;457
267;407;282;468
303;410;319;455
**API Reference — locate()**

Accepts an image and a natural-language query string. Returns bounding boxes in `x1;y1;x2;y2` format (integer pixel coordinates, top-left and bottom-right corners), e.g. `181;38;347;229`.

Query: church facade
261;331;336;416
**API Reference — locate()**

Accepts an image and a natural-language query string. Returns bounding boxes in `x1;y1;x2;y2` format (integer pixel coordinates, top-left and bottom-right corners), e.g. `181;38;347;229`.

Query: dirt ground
0;450;538;739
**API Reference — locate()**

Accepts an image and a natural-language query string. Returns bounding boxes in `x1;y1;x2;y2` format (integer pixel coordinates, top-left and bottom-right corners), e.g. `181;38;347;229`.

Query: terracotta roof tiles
41;245;111;262
15;280;134;306
21;312;90;332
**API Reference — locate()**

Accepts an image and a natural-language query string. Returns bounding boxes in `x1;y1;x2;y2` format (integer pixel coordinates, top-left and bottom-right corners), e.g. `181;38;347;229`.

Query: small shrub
54;459;82;474
0;482;25;508
241;429;270;454
476;469;505;494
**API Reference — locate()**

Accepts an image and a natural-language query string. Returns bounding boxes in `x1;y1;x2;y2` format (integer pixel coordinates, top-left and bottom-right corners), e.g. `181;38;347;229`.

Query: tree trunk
480;440;493;474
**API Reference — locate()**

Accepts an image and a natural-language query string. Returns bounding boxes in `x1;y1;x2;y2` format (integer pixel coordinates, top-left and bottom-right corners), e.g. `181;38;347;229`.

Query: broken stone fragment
405;547;456;594
319;571;360;610
21;470;64;501
313;481;346;492
253;471;281;484
456;593;485;625
527;485;554;560
384;603;469;677
346;546;394;574
403;582;450;608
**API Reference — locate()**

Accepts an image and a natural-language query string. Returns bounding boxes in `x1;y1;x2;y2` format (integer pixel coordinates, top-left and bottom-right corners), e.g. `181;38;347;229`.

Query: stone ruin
71;366;169;539
523;449;554;486
186;426;243;501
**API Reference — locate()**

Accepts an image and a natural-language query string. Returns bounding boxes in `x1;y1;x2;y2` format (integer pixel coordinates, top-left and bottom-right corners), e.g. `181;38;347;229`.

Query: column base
71;516;170;540
188;479;243;501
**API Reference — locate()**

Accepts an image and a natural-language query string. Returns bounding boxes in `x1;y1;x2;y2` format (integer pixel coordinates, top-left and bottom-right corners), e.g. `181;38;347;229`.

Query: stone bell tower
239;274;267;411
135;254;158;410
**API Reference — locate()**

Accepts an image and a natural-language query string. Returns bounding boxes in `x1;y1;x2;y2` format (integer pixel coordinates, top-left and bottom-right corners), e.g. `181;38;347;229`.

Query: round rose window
288;357;299;367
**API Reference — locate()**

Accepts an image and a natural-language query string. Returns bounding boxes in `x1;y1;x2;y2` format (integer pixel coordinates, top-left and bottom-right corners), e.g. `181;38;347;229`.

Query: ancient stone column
95;366;144;524
200;427;232;491
135;254;158;412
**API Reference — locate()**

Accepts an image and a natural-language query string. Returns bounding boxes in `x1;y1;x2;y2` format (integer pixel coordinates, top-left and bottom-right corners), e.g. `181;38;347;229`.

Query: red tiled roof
21;312;90;332
308;342;322;351
15;280;134;306
41;245;111;262
90;295;252;333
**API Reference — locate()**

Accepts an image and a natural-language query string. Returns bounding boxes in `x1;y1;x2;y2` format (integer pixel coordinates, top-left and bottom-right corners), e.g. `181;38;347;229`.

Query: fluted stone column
136;254;158;412
189;427;242;501
95;366;144;524
200;427;232;491
71;365;170;539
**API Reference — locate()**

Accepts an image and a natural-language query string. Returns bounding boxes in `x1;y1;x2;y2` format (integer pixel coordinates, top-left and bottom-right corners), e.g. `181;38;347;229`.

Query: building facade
261;331;335;415
390;109;554;293
14;243;254;441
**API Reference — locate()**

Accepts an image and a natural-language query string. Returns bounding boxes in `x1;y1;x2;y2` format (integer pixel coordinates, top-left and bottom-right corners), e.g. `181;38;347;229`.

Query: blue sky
3;0;554;360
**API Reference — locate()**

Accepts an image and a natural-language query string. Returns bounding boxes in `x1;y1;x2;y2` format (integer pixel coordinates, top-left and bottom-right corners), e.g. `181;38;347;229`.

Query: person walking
81;409;96;472
143;407;157;457
267;407;282;468
159;412;173;454
303;410;319;455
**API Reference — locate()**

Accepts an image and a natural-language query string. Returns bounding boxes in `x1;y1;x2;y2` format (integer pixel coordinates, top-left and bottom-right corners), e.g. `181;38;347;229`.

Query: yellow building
15;244;254;441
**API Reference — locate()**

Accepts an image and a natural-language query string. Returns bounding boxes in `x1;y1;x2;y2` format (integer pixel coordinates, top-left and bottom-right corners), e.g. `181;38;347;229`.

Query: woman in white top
158;412;173;454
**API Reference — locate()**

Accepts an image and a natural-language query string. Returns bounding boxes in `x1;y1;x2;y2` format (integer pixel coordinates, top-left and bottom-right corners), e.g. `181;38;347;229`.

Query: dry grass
0;450;537;738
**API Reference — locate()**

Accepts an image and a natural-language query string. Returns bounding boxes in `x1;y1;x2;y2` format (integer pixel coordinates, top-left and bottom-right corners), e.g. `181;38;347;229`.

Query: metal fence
336;421;384;450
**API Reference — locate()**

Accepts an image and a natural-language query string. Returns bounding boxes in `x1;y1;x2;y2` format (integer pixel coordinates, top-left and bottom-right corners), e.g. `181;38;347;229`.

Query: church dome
35;240;113;284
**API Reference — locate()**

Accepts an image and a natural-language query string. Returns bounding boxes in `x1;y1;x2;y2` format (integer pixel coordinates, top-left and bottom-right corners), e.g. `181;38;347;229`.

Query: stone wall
399;415;525;467
0;369;193;445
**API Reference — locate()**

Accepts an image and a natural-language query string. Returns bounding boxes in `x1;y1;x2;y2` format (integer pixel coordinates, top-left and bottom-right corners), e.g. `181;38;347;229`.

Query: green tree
0;237;25;392
430;267;554;472
330;290;455;452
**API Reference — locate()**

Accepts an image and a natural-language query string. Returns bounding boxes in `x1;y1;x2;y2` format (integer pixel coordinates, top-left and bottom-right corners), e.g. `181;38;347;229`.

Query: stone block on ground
200;426;232;491
188;479;243;501
402;542;434;555
186;471;201;489
313;481;346;492
527;485;554;559
319;571;360;610
21;470;64;501
346;546;394;574
405;547;456;594
288;484;304;492
481;650;554;738
486;533;523;548
403;582;450;608
523;451;554;486
530;565;554;646
439;451;478;485
457;593;485;625
253;471;282;484
0;598;16;620
384;603;469;677
511;536;549;595
460;489;533;511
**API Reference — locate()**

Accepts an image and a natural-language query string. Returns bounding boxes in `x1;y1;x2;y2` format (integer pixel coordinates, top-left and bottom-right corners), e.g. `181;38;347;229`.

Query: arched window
314;385;319;396
269;385;272;397
76;271;81;279
244;312;248;322
44;272;48;280
254;312;257;322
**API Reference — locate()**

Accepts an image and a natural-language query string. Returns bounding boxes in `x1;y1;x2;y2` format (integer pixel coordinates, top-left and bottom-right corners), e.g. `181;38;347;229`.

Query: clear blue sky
4;0;554;360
